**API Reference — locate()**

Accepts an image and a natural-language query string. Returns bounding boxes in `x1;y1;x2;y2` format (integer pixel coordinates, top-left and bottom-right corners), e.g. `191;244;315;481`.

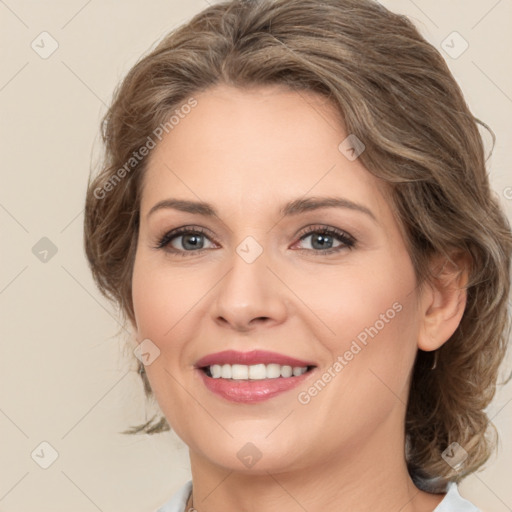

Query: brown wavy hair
83;0;512;491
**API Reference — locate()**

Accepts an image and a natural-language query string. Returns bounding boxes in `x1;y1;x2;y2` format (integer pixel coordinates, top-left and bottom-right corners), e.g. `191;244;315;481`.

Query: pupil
183;234;203;250
312;233;332;250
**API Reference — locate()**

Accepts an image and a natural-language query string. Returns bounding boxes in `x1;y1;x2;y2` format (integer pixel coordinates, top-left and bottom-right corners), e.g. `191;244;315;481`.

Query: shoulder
434;482;482;512
154;480;193;512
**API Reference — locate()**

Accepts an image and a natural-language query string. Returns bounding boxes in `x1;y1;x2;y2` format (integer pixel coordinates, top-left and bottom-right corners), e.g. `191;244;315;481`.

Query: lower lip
197;368;315;403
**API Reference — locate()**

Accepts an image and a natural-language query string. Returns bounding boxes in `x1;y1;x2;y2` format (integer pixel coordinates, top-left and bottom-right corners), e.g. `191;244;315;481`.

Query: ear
417;251;470;352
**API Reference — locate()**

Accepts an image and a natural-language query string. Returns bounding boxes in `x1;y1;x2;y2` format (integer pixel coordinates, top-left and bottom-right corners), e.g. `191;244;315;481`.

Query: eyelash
154;224;356;257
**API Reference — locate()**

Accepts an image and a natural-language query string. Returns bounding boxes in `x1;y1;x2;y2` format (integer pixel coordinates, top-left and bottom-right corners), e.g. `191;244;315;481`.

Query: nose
210;247;288;333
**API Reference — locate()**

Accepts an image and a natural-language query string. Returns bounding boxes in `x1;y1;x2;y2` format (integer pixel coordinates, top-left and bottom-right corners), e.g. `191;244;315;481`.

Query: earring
431;350;438;370
138;361;145;375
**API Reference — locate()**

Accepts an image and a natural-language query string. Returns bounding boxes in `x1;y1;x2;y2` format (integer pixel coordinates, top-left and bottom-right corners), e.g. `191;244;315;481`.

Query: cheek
132;267;168;341
289;256;419;448
132;253;201;341
131;254;198;436
296;251;419;367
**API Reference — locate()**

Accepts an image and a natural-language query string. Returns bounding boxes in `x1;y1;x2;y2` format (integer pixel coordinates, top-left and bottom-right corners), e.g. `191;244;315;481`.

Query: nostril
250;316;271;326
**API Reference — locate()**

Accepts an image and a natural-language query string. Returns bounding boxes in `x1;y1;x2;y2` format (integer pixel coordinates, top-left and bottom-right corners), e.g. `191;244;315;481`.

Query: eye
154;224;356;257
293;225;356;254
155;226;216;255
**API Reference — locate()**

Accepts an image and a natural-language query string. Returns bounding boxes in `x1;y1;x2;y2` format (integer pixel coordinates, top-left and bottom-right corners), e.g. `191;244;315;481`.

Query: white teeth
281;365;293;378
266;363;281;379
221;364;232;379
248;364;266;379
210;365;222;378
206;363;310;380
293;366;307;376
231;364;248;380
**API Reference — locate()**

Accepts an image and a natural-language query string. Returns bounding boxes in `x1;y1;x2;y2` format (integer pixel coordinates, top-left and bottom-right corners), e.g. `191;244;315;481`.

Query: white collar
155;480;481;512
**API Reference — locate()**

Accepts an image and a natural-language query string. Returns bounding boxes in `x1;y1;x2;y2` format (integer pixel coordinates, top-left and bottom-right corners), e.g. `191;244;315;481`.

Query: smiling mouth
201;363;316;380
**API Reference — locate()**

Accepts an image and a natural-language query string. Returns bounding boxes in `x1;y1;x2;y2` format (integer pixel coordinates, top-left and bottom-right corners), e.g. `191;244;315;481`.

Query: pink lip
194;350;317;404
195;350;315;368
197;368;315;403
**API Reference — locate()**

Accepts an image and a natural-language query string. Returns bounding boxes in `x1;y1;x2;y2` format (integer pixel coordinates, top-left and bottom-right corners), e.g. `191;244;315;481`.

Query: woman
83;0;512;510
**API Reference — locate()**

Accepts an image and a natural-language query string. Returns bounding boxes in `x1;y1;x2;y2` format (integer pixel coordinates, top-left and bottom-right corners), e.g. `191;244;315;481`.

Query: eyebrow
147;196;377;222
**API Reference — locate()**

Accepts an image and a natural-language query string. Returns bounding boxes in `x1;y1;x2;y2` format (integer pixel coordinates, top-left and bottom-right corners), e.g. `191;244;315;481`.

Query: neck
186;412;445;512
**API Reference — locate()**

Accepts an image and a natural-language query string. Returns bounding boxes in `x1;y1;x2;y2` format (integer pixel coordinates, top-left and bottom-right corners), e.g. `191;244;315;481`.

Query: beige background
1;1;511;511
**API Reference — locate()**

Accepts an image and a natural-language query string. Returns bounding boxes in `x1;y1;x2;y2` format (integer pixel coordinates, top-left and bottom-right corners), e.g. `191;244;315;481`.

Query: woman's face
131;83;423;474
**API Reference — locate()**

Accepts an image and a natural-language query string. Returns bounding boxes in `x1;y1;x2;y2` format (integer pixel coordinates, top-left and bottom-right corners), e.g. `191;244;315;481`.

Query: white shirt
154;480;481;511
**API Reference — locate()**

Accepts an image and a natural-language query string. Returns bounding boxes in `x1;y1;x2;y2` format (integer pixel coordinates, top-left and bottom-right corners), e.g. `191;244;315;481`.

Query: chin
186;429;315;475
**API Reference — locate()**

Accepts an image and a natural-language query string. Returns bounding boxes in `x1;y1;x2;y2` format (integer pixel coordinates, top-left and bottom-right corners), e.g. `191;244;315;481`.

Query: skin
131;83;468;512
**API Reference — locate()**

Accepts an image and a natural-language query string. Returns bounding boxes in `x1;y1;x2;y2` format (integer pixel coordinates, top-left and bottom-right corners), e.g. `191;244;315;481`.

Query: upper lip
195;350;316;368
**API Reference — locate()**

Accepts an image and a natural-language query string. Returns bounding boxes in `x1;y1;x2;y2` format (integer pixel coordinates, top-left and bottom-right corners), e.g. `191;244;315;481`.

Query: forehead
140;83;390;222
